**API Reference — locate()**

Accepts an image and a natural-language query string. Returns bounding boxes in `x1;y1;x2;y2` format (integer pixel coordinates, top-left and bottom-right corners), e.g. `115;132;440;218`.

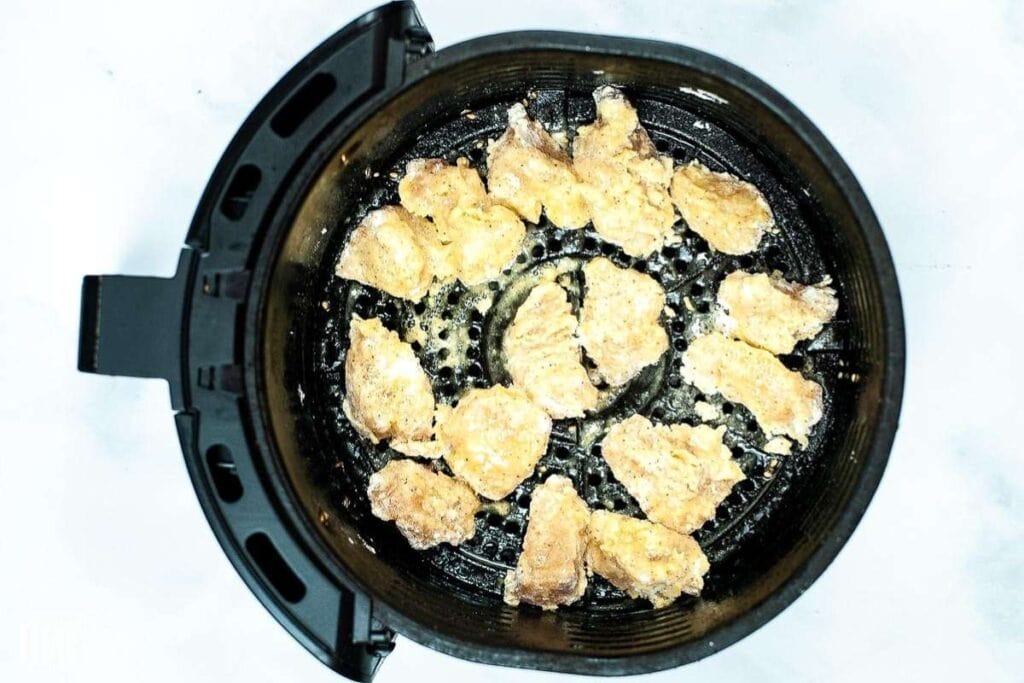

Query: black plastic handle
77;3;435;681
78;250;193;409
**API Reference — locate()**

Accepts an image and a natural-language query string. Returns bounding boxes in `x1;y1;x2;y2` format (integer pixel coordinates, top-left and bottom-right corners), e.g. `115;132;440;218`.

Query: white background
1;0;1022;681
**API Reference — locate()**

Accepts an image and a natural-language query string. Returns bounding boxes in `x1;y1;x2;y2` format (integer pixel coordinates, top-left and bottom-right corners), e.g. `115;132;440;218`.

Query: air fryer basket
79;3;904;681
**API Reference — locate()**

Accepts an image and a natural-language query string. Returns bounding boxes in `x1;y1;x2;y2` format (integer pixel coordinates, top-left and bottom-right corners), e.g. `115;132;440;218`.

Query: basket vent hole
531;245;545;258
517;493;531;508
738;255;755;269
271;72;336;138
220;164;262;221
725;491;745;507
780;354;804;371
245;533;306;603
587;472;603;486
205;444;243;503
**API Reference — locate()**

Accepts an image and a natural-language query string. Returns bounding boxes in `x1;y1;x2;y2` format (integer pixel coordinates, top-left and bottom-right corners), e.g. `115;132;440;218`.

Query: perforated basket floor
308;89;849;609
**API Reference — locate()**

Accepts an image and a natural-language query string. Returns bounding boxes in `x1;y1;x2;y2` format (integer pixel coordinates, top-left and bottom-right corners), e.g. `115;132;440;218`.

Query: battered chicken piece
600;415;744;534
716;270;838;354
670;160;774;255
504;476;590;609
367;459;480;550
398;157;488;219
487;104;590;229
335;206;447;302
437;386;552;500
342;316;435;447
587;511;710;608
573;87;677;257
578;257;669;387
399;157;525;285
681;332;824;446
504;282;599;419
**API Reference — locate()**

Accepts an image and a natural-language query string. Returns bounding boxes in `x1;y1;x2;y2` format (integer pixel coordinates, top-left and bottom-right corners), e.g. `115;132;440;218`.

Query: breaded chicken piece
399;157;525;285
573;87;676;257
504;476;590;609
670;160;774;255
438;386;552;500
398;157;488;220
445;202;526;286
367;459;480;549
578;257;669;386
487;104;590;229
343;316;435;447
600;415;744;534
335;206;448;302
681;332;824;446
716;270;838;354
587;511;710;608
504;282;599;419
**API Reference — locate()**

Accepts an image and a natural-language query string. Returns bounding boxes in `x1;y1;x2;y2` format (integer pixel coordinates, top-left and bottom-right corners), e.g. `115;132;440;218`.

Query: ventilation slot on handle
245;533;307;604
271;72;337;138
205;444;243;503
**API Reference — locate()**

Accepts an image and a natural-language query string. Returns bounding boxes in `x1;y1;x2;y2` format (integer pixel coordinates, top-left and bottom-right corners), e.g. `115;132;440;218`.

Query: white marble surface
1;0;1022;680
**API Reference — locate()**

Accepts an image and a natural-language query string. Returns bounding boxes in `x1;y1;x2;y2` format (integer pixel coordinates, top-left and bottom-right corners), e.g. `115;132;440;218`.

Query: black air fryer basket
78;3;905;680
